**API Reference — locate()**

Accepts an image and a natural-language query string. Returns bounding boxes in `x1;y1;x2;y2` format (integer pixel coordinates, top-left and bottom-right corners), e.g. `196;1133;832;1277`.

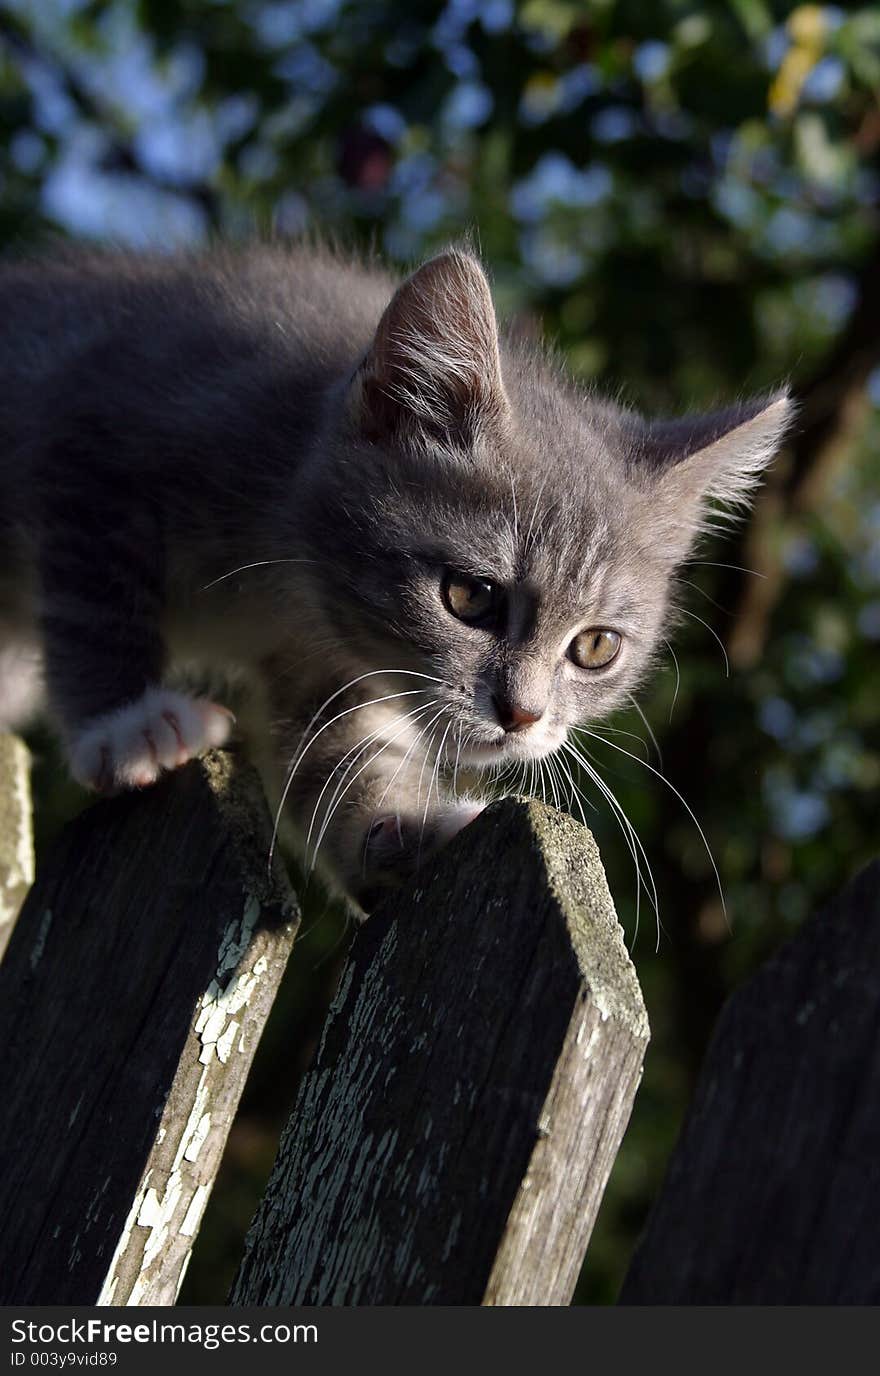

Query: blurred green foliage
2;0;879;1304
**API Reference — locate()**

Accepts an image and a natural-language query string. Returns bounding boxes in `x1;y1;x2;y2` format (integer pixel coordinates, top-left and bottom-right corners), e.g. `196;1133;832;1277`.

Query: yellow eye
441;571;498;624
569;628;621;669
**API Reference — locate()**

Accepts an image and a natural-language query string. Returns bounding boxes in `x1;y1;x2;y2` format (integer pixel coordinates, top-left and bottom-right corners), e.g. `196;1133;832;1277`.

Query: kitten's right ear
348;250;509;445
634;390;794;553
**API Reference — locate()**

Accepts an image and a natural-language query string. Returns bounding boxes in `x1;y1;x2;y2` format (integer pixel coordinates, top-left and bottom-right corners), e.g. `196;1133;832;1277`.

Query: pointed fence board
0;750;299;1306
231;799;649;1307
621;858;880;1304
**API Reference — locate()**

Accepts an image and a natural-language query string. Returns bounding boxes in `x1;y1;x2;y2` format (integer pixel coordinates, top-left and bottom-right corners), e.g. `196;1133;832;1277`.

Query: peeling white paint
172;1072;210;1174
183;1113;212;1163
193;898;268;1064
180;1184;209;1236
133;1174;185;1292
137;1189;163;1229
96;1169;153;1305
216;1019;239;1063
95;883;292;1307
196;1002;229;1046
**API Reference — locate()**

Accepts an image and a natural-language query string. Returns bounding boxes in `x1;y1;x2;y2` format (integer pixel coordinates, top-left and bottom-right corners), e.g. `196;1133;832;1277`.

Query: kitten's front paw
69;686;234;792
355;800;484;910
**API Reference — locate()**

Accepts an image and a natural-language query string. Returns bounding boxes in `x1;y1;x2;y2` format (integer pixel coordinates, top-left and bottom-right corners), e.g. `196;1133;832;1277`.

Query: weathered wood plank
0;750;299;1306
231;799;649;1307
621;858;880;1304
0;733;34;960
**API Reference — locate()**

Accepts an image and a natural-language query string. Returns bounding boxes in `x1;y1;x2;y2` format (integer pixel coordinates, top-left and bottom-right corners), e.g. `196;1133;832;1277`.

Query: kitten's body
0;242;791;903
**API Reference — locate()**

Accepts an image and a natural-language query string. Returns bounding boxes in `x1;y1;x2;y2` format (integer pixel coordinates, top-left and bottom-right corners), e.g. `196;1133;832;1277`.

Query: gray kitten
0;243;791;906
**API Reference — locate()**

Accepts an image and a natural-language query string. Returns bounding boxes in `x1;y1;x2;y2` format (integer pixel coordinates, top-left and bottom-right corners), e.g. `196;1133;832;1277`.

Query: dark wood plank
621;859;880;1304
231;799;649;1307
0;750;299;1305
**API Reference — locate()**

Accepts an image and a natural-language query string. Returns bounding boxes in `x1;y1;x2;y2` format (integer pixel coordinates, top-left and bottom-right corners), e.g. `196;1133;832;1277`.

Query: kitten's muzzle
492;694;544;733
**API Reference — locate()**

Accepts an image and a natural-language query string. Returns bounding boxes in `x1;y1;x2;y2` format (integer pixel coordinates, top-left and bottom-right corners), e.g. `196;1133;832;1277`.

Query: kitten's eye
441;571;498;624
569;628;622;669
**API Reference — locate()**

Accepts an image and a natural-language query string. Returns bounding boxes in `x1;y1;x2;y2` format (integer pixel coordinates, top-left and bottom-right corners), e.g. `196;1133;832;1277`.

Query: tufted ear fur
349;249;509;445
633;391;794;552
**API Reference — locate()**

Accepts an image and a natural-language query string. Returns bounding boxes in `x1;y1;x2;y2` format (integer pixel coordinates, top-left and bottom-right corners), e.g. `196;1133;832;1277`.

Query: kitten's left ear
349;249;509;445
637;390;794;548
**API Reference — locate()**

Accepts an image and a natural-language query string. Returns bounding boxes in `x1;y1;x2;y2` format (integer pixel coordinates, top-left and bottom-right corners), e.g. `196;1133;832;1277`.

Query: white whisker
414;705;449;813
201;557;318;591
307;700;438;867
685;559;766;579
589;722;649;757
564;738;646;946
290;668;443;778
563;736;661;949
268;670;441;866
663;639;681;723
676;577;729;614
451;721;465;799
420;713;455;850
627;694;662;767
578;727;727;923
680;607;730;678
312;702;442;872
368;706;448;838
545;752;561;812
554;750;591;827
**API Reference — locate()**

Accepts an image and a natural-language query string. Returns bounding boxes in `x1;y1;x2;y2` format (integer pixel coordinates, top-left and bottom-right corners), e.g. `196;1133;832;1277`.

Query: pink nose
493;697;543;733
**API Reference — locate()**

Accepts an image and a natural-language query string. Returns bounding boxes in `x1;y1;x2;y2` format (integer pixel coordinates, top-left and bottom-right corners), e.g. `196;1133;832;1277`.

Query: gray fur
0;242;792;904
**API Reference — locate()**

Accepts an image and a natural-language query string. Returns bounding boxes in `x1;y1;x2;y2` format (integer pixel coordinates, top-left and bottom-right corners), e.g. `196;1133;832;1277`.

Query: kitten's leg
359;793;485;906
38;478;231;791
268;700;483;909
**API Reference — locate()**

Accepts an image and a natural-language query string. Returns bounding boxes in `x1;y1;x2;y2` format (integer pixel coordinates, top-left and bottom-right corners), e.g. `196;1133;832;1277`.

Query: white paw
69;686;234;792
365;798;485;867
433;799;486;845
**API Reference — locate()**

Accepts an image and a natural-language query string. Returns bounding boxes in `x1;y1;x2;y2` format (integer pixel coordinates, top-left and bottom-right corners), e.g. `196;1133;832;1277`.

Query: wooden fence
0;734;877;1305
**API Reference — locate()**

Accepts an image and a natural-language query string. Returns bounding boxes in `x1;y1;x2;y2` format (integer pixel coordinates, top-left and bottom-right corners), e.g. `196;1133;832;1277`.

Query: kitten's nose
493;696;544;733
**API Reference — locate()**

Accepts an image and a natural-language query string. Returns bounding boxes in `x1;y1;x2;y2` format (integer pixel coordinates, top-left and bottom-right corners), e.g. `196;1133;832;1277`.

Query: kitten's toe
69;687;234;792
355;800;485;908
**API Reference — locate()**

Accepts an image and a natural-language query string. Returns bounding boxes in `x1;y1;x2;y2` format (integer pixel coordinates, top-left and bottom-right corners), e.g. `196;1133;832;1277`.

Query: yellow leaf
787;5;827;49
768;46;815;115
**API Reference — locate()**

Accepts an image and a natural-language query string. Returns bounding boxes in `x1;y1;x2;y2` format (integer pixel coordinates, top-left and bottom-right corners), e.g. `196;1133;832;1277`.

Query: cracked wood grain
0;749;298;1305
231;798;649;1307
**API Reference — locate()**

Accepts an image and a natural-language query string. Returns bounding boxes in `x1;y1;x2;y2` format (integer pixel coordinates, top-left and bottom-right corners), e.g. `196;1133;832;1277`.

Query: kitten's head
305;249;792;767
